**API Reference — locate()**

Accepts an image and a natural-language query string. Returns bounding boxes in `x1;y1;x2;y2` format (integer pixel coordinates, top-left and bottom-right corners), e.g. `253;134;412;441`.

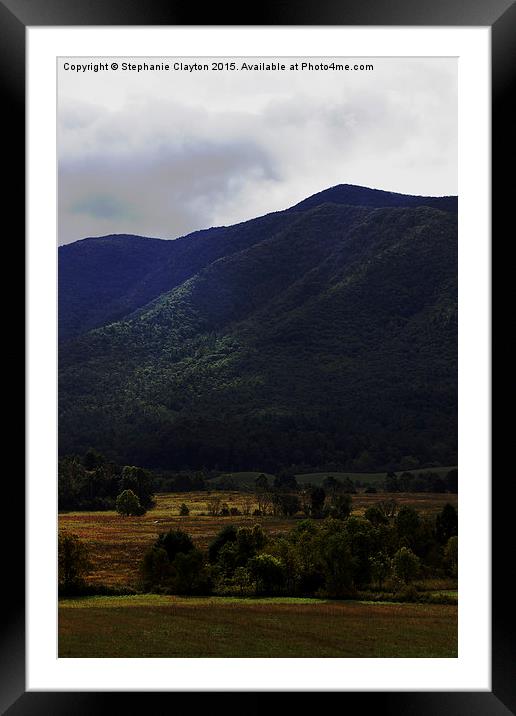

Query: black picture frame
5;0;511;711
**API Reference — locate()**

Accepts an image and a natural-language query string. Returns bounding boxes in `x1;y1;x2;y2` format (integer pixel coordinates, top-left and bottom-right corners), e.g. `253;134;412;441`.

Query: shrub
364;506;388;526
392;547;420;584
168;549;212;595
208;525;237;563
232;567;253;596
179;503;190;516
156;529;194;562
58;532;92;594
325;493;352;520
394;584;419;602
290;518;317;537
140;546;170;591
141;530;211;595
248;554;286;595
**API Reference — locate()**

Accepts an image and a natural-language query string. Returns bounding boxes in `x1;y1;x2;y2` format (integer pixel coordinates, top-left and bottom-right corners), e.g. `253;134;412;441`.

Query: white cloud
58;57;457;244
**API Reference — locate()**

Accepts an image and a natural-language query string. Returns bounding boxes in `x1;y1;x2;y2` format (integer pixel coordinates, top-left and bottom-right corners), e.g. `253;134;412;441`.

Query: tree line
59;450;457;513
59;449;154;513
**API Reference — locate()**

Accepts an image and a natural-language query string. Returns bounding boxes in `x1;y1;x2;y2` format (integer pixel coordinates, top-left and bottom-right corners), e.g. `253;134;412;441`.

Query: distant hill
59;185;457;473
207;467;457;490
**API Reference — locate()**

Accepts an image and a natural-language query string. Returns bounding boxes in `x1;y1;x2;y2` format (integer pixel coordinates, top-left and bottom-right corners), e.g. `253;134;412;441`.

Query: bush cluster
139;503;458;599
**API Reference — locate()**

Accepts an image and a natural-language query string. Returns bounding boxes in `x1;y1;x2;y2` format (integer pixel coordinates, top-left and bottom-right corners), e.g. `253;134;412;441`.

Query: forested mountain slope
59;186;457;472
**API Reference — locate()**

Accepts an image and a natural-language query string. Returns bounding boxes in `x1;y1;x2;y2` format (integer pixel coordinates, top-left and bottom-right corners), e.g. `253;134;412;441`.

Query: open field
59;491;457;589
59;492;458;658
59;493;292;588
59;595;457;658
208;467;456;489
59;492;291;588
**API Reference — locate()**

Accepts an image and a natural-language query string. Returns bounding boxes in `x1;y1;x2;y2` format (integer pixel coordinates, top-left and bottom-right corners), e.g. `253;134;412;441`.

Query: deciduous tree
116;489;145;516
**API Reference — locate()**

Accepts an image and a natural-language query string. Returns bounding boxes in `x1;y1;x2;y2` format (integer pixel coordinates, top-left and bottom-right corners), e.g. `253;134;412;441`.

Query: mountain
58;211;297;341
58;184;456;341
58;185;457;473
288;184;457;213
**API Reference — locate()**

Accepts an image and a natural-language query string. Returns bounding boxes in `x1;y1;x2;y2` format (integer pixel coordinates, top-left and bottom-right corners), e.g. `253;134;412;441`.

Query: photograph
57;55;459;659
0;0;503;704
0;0;505;703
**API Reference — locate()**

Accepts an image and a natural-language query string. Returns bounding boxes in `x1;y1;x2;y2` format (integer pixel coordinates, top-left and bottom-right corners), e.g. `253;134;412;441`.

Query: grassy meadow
59;594;458;658
59;490;458;589
59;490;457;658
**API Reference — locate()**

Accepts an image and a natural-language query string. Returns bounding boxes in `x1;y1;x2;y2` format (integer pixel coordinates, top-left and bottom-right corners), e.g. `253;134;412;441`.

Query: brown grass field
58;491;458;589
58;594;458;658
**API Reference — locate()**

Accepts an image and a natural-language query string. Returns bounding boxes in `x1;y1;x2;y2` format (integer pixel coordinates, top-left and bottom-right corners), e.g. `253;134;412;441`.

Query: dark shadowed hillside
59;211;298;341
59;185;457;472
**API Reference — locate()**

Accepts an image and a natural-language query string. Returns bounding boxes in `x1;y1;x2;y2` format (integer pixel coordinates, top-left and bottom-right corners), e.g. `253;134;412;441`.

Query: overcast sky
58;57;457;245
